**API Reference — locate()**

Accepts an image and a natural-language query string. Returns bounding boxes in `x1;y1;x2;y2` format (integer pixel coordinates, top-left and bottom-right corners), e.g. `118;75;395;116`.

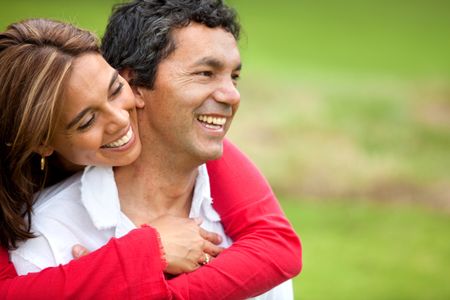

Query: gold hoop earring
40;156;46;171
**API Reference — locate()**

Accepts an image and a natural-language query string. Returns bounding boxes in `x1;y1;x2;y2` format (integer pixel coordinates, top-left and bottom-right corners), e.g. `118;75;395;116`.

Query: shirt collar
80;166;121;230
190;164;221;222
80;164;221;232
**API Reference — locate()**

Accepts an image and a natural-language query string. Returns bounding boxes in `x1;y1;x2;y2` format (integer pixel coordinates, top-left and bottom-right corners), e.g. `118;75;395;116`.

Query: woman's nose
105;105;129;135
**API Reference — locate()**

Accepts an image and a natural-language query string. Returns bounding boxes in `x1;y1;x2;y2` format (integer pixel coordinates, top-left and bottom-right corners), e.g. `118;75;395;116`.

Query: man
1;1;301;298
102;1;296;298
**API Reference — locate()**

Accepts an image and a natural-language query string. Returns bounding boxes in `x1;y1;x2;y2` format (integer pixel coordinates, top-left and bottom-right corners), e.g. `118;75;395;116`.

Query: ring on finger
201;253;211;265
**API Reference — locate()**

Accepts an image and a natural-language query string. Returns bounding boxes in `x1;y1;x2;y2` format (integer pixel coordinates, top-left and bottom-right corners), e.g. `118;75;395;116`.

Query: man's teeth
197;115;226;126
103;128;133;148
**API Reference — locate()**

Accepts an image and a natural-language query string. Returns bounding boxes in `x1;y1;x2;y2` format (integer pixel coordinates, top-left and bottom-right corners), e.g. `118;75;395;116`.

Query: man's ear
120;68;146;109
120;68;134;83
133;86;146;109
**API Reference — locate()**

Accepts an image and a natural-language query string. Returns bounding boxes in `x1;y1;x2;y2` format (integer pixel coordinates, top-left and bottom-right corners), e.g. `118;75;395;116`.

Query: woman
0;18;221;275
0;19;301;299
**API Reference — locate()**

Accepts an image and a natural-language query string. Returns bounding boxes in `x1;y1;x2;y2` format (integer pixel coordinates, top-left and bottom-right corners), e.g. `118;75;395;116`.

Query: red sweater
0;140;302;299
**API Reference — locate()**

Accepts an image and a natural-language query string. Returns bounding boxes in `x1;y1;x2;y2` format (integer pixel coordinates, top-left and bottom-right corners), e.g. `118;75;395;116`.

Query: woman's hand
72;215;223;275
148;215;223;275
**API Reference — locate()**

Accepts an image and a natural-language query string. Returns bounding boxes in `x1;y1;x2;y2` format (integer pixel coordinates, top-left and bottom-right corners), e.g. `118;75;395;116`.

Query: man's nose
213;78;240;105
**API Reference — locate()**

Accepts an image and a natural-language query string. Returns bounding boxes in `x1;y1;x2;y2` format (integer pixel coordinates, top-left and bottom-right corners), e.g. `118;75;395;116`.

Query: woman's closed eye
77;113;96;131
110;81;124;97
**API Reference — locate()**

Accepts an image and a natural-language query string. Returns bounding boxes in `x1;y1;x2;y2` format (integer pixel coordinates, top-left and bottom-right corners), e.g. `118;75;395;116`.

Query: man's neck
113;143;200;226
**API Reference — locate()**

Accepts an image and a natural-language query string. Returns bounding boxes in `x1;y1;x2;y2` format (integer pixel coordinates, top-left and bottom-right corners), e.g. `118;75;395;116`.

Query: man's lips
197;114;226;125
197;114;227;130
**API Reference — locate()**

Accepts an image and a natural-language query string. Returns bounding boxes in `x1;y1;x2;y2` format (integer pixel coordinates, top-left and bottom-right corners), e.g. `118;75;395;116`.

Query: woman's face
48;53;141;167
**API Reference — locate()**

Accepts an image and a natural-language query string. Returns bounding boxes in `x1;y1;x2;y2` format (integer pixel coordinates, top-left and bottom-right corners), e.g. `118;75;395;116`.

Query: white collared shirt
10;165;292;299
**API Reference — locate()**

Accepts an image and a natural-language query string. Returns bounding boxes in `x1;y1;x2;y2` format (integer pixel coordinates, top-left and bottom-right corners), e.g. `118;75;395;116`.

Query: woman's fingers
199;227;222;245
72;244;90;259
202;240;224;257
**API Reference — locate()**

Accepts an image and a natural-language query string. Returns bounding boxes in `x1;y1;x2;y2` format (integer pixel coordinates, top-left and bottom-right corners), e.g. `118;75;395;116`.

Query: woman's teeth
102;127;133;148
197;115;226;126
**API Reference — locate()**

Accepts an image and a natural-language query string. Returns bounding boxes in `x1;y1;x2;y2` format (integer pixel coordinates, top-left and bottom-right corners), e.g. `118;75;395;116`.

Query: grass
282;199;450;300
0;0;116;36
228;74;450;205
228;0;450;77
224;0;450;205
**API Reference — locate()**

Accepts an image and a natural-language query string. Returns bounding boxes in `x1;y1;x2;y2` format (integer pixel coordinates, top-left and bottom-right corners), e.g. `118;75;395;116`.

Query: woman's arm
0;227;169;299
167;139;302;299
0;139;301;299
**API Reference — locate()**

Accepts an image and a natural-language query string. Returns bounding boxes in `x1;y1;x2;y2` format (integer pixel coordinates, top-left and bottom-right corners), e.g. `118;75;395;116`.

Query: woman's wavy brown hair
0;19;100;249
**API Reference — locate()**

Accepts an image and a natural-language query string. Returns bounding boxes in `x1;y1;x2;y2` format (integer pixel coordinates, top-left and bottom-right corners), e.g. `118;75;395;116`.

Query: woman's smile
101;126;134;149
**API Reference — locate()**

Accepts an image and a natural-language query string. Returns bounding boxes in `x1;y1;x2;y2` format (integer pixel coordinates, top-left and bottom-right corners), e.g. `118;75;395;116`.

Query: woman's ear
36;145;54;157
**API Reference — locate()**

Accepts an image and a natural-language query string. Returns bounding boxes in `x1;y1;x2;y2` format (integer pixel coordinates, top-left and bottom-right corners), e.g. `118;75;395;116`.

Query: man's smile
197;114;227;130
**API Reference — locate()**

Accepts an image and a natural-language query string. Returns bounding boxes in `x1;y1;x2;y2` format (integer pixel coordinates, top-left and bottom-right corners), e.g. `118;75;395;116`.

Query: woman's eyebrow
65;107;92;130
108;70;119;91
65;70;119;130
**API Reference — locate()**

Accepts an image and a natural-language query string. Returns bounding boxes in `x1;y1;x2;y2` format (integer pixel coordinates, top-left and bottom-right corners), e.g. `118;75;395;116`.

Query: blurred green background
1;0;449;299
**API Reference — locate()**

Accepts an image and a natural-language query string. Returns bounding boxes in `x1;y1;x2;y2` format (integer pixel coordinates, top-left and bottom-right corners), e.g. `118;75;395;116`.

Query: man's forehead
171;22;236;46
168;23;240;64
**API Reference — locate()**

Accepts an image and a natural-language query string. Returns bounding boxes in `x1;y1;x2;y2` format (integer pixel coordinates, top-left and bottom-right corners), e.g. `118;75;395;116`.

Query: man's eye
231;73;240;86
78;114;96;131
197;71;213;77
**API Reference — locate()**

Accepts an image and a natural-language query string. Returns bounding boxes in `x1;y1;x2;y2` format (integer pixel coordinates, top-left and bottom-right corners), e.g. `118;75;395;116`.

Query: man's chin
208;150;223;161
201;144;224;162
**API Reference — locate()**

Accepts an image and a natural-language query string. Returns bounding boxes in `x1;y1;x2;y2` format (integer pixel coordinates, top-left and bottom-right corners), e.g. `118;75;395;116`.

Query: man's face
139;22;241;165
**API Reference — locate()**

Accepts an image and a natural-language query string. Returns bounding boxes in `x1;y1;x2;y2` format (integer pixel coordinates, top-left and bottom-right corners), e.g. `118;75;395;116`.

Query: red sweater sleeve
0;227;170;299
0;140;301;299
167;139;302;299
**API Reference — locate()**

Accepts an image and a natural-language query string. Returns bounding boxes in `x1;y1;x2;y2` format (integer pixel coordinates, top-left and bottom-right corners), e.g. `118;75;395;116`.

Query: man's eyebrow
193;57;224;69
192;57;242;71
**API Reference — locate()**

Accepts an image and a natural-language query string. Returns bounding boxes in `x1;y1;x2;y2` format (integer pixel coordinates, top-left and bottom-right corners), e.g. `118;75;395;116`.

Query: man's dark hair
102;0;240;89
